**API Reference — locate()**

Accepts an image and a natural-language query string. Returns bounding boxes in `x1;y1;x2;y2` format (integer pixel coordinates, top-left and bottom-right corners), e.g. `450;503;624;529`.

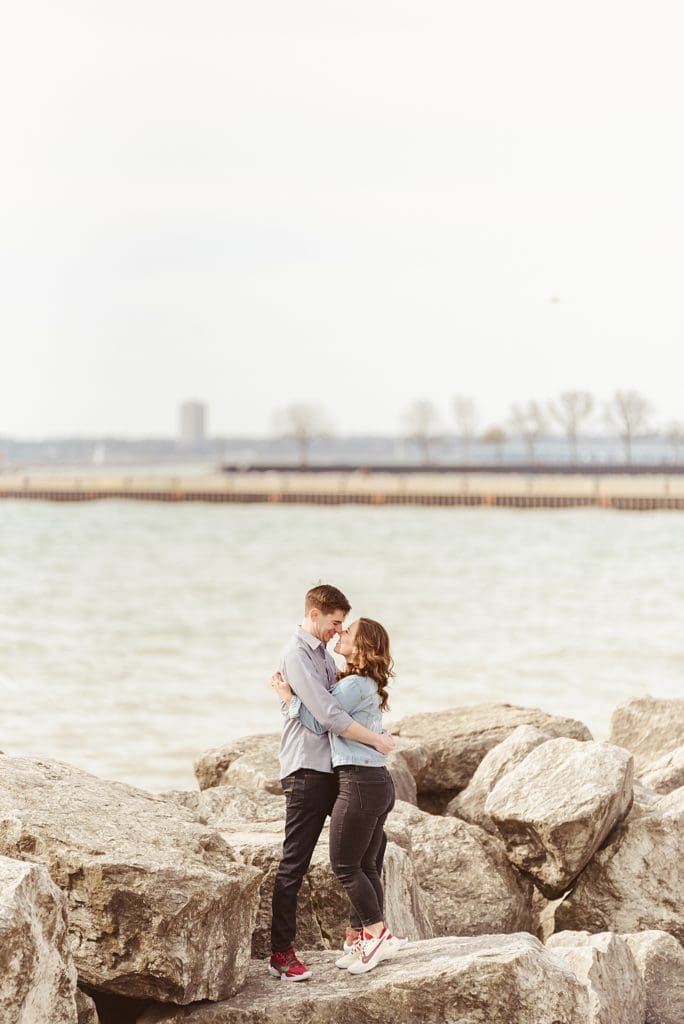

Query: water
1;500;682;792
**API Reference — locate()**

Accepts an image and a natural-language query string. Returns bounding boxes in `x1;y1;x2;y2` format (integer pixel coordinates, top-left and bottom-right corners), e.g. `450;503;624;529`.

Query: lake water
1;500;682;791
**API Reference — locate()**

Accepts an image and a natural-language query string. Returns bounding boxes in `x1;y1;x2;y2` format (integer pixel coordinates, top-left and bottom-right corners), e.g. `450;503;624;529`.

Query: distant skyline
2;1;683;438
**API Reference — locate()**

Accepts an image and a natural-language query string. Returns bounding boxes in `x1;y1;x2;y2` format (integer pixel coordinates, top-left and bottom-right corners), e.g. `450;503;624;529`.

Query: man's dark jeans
329;765;395;928
270;767;387;952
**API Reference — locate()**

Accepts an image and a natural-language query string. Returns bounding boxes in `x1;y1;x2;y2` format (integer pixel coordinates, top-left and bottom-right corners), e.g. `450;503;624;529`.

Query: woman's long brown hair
337;617;394;711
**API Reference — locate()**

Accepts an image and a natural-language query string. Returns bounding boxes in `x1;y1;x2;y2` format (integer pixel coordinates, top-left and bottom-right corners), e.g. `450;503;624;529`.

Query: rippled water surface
1;500;682;790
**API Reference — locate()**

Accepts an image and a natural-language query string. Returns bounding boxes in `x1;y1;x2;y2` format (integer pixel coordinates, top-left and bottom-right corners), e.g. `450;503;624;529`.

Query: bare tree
482;425;506;465
548;390;594;464
604;390;653;464
402;399;441;465
667;421;684;463
452;395;478;463
508;401;548;463
272;403;332;467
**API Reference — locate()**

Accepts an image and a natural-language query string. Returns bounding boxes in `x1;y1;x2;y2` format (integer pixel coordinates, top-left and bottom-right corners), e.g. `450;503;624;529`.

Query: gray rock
137;934;590;1024
0;755;262;1004
392;703;592;797
194;733;282;794
447;724;552;829
546;930;645;1024
386;800;535;936
485;738;633;898
637;745;684;795
556;786;684;943
623;930;684;1024
385;749;417;804
163;784;285;834
0;854;78;1024
610;696;684;770
76;988;101;1024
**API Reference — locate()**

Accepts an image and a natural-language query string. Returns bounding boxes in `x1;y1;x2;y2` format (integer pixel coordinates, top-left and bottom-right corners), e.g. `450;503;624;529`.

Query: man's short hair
305;584;351;616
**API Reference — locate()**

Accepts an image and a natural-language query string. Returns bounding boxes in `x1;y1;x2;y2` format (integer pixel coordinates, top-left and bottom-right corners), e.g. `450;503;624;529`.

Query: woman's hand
270;670;293;705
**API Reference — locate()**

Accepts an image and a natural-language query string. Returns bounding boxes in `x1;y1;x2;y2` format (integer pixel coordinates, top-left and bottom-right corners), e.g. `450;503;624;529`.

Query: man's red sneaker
268;947;312;981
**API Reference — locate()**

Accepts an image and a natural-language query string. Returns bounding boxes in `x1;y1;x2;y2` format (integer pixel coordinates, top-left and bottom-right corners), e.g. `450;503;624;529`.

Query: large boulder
392;704;592;807
447;724;552;829
0;755;262;1003
164;784;431;955
138;934;590;1024
193;734;282;793
623;930;684;1024
484;739;633;898
546;931;644;1024
164;784;286;835
386;800;535;936
0;854;78;1024
555;786;684;943
610;696;684;770
637;745;684;795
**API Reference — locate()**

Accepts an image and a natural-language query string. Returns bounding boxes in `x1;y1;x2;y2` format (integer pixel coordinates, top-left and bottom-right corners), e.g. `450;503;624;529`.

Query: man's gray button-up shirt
277;626;354;779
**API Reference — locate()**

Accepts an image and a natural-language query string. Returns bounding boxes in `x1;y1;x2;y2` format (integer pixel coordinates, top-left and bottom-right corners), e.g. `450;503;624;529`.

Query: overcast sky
1;1;682;438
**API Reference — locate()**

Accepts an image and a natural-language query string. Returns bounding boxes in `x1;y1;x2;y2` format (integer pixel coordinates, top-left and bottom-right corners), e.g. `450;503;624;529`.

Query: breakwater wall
2;471;684;509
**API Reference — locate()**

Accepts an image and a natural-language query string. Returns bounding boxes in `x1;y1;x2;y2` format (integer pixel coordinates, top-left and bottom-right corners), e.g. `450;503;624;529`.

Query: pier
2;470;684;509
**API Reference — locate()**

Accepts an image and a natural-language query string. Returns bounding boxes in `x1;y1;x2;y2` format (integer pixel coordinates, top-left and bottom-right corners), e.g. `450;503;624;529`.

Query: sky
1;0;683;438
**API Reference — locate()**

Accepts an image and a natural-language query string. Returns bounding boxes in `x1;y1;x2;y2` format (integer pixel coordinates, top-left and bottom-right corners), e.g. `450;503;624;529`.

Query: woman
272;617;407;974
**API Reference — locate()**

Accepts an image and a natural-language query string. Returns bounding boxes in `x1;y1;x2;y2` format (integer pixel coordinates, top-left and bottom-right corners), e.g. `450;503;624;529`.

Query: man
269;584;395;981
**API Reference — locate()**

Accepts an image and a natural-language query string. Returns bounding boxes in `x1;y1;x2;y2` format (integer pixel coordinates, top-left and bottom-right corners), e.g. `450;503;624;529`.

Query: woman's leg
359;815;389;928
329;774;385;928
347;828;386;939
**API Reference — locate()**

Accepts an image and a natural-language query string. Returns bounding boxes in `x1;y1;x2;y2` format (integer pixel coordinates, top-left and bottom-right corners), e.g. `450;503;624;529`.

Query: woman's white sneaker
335;934;364;969
347;928;394;974
380;933;409;960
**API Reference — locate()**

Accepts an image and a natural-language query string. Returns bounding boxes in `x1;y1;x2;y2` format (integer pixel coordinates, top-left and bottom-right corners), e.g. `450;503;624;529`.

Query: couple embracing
268;584;408;980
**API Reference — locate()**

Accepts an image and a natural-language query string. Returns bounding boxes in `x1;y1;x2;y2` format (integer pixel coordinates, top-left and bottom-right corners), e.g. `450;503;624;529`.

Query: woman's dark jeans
329;765;396;928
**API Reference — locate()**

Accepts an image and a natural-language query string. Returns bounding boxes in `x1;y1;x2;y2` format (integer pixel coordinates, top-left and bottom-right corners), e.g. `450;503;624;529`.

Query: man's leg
271;769;337;953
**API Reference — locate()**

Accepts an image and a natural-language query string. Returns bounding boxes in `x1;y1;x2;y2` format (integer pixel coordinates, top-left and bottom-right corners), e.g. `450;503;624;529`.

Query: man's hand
270;670;293;706
373;730;396;755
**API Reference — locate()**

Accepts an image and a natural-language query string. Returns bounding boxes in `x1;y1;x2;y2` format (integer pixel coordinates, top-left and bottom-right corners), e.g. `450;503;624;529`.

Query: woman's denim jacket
289;673;385;768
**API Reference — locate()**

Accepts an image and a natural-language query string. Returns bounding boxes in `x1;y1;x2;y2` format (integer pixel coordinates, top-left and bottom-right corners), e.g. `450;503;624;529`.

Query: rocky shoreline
1;696;683;1024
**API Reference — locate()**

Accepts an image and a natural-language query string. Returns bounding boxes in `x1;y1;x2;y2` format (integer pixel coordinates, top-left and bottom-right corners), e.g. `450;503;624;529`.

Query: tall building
178;400;207;447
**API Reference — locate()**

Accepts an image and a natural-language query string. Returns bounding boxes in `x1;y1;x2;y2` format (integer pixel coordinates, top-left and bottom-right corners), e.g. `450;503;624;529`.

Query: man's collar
296;625;323;650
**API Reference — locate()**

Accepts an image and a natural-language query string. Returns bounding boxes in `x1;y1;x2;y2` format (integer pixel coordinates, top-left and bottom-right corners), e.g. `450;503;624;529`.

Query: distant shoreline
2;469;684;509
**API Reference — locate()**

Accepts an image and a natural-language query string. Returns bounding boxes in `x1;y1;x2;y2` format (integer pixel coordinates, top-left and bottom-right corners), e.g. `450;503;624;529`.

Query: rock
623;930;684;1024
392;703;592;801
167;784;431;955
546;930;645;1024
0;755;262;1003
163;785;286;834
610;696;684;770
637;745;684;795
555;786;684;943
532;888;565;942
137;934;590;1024
386;800;535;936
0;854;78;1024
447;724;553;829
484;738;633;898
386;750;417;804
76;988;101;1024
193;734;282;793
